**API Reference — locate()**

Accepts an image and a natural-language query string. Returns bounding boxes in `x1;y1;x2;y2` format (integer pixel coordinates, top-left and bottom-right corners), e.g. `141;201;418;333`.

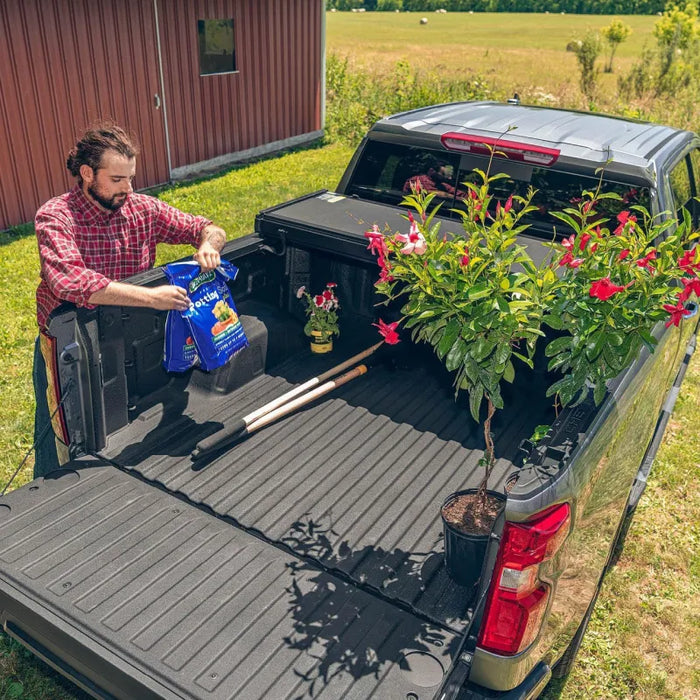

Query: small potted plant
297;282;340;354
366;173;556;587
544;191;700;409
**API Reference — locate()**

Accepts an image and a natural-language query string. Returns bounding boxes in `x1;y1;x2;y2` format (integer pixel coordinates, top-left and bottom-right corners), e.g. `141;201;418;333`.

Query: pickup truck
1;101;699;700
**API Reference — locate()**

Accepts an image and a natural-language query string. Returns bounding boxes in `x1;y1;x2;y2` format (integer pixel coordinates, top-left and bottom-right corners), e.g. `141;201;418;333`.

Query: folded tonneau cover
0;462;460;699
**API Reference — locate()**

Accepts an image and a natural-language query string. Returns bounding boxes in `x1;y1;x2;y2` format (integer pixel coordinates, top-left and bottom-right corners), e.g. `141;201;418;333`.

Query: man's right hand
147;285;191;311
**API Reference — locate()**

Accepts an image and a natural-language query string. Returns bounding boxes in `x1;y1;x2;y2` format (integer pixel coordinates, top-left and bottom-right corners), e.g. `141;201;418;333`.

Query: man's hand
193;240;221;272
146;285;191;311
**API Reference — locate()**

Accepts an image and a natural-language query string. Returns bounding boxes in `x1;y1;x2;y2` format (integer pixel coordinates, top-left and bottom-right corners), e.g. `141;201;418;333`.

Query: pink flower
579;233;592;251
296;286;306;299
618;249;631;261
373;319;400;345
460;248;470;267
678;277;700;302
614;211;637;235
589;278;629;301
635;250;656;268
396;229;427;255
562;235;576;252
582;200;595;214
663;301;692;328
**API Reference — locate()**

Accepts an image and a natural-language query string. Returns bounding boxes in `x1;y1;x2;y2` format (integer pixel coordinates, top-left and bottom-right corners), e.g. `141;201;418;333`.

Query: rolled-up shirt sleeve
150;198;212;247
36;210;112;307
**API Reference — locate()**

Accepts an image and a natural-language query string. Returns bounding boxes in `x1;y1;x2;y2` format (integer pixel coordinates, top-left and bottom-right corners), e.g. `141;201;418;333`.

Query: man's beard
87;184;128;211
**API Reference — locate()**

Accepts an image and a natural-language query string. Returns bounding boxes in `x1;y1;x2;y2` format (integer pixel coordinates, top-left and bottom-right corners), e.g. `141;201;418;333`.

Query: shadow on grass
0;223;35;247
0;631;91;700
540;676;567;698
147;136;333;197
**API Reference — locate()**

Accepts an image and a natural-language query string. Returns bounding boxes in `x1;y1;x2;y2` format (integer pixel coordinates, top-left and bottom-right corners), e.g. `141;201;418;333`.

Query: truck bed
99;336;554;636
0;463;461;699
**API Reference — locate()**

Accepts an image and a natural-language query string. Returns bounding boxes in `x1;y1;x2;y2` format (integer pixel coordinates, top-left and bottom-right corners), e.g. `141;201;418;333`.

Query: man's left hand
194;241;221;271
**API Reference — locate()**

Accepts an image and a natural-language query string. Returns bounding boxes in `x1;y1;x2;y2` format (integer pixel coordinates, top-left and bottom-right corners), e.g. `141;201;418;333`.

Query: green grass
2;10;700;699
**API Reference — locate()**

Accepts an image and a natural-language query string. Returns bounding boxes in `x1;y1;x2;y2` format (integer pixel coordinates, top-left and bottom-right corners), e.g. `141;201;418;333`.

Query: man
33;123;226;478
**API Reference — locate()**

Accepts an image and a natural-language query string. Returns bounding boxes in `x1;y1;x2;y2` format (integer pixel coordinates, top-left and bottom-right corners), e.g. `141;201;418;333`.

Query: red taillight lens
477;503;571;656
440;132;560;166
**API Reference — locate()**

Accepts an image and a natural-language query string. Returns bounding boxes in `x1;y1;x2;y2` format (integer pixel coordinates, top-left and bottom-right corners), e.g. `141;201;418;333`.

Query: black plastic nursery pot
441;488;507;589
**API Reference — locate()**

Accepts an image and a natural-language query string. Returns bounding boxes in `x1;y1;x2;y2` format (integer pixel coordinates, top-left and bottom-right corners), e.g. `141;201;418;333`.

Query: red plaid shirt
35;185;211;330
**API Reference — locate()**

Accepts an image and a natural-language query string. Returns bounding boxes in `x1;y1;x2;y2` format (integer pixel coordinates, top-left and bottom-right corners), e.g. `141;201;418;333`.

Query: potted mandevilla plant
366;172;556;587
544;191;700;408
297;282;340;354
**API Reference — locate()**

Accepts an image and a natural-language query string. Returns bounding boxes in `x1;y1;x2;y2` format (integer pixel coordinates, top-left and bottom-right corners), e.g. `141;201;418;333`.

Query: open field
1;10;699;700
327;12;659;110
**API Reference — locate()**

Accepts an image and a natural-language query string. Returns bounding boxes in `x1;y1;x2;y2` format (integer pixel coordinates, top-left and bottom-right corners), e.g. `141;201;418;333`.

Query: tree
601;18;632;72
573;31;602;101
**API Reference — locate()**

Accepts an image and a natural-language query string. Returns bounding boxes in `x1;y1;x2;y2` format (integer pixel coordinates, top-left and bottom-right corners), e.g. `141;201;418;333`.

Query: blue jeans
32;336;60;478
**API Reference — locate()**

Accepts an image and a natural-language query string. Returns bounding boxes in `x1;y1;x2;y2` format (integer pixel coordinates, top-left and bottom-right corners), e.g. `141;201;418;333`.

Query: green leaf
468;283;491;301
545;335;571;357
593;379;608;405
544;313;564;330
495;296;510;313
469;386;483;422
446;337;468;372
585;331;606;362
503;359;515;383
437;318;460;358
494;342;510;366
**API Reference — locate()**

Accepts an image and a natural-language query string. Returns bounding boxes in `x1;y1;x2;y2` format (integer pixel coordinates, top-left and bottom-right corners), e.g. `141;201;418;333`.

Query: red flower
614;210;637;235
635;249;656;268
559;252;584;268
679;247;699;272
582;200;595;214
663;301;692;328
504;195;513;213
314;295;324;307
589;278;629;301
579;233;592;251
373;319;400;345
618;249;631;261
678;276;700;302
364;225;388;258
327;282;337;288
322;289;333;300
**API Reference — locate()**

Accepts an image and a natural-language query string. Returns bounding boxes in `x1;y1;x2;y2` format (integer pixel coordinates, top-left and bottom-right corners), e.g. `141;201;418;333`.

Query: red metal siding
0;0;322;230
157;0;322;170
0;0;169;230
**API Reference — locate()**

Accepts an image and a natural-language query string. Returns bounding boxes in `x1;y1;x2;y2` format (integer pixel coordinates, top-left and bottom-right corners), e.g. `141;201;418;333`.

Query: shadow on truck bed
99;302;557;634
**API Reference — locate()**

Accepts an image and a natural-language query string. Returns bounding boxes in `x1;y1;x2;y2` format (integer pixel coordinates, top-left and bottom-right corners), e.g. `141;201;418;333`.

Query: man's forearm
89;281;190;311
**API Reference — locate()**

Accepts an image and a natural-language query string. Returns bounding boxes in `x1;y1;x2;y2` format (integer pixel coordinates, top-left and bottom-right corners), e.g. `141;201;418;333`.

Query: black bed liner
99;338;554;635
0;463;460;700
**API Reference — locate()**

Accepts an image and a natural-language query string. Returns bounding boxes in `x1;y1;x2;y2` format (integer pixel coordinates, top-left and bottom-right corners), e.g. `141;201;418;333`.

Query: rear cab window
346;139;651;239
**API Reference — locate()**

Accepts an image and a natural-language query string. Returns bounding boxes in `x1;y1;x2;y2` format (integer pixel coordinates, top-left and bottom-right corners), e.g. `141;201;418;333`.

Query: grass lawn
2;9;699;700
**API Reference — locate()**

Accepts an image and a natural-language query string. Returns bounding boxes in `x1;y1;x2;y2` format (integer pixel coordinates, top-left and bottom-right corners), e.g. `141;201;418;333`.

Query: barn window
198;19;236;75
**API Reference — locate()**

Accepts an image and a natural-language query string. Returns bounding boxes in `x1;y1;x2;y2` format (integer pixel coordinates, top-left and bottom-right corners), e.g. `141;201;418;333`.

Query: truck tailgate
0;462;459;699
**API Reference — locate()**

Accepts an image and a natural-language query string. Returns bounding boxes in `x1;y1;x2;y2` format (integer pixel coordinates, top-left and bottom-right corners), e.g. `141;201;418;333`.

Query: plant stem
478;397;496;500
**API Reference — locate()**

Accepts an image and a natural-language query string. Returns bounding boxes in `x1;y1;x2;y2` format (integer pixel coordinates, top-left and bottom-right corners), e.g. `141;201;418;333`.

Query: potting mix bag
163;260;248;372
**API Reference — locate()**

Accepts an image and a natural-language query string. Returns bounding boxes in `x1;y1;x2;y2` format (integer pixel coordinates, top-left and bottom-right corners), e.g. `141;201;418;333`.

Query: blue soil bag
163;260;248;372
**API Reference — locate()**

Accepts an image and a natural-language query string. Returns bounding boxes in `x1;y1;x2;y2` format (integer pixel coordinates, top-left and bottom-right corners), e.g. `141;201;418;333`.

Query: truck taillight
440;132;560;166
477;503;571;656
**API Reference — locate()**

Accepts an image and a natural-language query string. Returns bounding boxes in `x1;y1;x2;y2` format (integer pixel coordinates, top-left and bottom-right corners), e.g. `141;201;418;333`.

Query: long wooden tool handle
241;340;383;426
244;364;368;435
